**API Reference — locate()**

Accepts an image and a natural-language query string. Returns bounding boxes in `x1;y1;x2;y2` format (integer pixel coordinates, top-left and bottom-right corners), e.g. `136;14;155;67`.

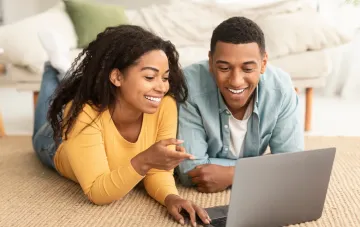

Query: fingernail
192;222;197;227
189;155;196;160
205;219;210;224
177;139;184;143
179;219;184;225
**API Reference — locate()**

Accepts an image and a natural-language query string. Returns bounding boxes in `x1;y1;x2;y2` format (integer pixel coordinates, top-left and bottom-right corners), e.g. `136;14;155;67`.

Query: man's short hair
210;16;266;56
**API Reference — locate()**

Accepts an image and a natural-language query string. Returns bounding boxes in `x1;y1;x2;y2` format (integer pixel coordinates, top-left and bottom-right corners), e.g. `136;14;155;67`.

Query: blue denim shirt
176;60;304;186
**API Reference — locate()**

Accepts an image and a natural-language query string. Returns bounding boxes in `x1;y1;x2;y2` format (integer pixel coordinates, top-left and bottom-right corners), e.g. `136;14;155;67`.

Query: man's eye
219;67;229;71
244;68;254;73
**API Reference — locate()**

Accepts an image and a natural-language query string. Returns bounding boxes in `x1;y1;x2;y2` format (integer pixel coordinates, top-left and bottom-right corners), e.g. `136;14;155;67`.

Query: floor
0;87;360;136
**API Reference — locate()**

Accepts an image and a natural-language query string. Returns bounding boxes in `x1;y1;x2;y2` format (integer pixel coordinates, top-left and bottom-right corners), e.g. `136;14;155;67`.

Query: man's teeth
228;88;245;94
145;96;161;102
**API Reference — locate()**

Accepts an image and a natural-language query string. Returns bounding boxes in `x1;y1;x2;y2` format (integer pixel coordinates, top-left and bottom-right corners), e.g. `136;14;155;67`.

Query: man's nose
229;71;245;87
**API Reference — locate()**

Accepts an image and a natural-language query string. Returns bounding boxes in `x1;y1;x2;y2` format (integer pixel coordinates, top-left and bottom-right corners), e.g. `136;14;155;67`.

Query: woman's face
110;50;170;114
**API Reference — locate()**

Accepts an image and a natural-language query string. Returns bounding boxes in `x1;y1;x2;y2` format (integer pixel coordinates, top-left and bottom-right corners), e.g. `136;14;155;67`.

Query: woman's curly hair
47;24;188;144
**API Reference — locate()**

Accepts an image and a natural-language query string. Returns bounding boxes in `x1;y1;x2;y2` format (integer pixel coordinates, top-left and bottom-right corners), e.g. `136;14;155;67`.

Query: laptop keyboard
209;217;227;227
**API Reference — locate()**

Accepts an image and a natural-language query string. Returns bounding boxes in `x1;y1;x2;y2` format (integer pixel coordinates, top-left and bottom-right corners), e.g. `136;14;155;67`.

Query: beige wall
2;0;171;24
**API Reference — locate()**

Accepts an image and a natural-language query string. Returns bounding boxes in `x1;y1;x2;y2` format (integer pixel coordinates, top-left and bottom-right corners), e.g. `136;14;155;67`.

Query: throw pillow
63;0;128;48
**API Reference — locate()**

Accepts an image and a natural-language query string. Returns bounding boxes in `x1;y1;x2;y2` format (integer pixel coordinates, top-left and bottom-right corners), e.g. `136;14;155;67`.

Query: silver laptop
190;147;336;227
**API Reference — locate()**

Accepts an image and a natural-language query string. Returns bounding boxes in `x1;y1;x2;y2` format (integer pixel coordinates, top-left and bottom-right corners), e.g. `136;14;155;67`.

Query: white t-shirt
229;100;253;158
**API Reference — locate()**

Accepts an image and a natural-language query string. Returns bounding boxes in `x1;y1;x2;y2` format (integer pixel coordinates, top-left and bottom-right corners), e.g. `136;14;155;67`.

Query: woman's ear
260;52;268;74
109;69;123;87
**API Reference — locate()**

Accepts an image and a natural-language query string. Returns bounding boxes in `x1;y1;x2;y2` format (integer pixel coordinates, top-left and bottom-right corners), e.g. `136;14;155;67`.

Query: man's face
208;41;267;116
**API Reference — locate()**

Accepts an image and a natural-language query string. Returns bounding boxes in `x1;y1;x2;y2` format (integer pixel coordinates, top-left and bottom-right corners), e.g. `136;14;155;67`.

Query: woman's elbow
86;193;114;206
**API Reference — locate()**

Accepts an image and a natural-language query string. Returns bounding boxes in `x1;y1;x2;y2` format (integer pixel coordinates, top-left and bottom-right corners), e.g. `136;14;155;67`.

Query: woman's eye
145;76;154;80
162;77;169;81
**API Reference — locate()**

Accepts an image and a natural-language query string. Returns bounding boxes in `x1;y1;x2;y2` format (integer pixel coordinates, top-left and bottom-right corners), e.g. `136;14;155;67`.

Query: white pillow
255;8;354;59
0;2;77;74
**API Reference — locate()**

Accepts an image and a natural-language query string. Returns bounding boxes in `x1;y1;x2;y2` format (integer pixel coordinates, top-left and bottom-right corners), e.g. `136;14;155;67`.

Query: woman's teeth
145;96;161;102
228;88;246;94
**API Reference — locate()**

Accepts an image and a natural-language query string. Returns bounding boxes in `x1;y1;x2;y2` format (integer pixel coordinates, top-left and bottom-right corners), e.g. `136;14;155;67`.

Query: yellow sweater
54;96;179;205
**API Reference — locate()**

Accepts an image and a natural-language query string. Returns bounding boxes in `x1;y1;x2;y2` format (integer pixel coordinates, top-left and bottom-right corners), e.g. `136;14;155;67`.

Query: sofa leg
0;111;5;137
305;88;313;131
33;91;39;111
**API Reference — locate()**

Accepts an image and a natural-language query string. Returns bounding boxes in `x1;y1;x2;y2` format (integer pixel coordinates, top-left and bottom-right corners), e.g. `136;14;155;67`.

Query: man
176;16;304;193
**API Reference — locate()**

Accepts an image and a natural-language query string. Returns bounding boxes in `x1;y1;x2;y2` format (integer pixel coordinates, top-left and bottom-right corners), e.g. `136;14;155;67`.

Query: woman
32;25;210;227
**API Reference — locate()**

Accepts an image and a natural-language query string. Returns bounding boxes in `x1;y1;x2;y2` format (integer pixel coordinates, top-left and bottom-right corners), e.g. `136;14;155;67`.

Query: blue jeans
32;62;61;169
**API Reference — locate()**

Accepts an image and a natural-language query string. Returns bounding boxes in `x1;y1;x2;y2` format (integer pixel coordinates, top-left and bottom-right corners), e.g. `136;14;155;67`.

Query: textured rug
0;136;359;227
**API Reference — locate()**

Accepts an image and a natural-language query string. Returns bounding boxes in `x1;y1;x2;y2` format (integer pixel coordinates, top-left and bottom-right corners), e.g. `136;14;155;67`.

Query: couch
0;0;354;131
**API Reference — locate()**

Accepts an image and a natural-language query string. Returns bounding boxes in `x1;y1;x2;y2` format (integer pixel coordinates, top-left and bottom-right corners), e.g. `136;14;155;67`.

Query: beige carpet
0;136;359;227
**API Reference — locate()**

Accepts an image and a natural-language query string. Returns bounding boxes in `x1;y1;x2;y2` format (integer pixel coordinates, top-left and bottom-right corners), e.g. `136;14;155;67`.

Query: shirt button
226;110;230;115
225;147;229;151
224;125;229;129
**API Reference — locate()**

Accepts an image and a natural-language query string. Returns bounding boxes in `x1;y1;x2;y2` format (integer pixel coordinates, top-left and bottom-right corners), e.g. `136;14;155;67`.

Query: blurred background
0;0;359;136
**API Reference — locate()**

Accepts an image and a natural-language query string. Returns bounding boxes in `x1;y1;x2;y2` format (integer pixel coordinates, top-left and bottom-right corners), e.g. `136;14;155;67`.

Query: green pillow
63;0;128;48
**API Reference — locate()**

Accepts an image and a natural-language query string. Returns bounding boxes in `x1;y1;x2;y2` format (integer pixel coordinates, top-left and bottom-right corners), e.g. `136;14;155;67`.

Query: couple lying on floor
32;16;304;226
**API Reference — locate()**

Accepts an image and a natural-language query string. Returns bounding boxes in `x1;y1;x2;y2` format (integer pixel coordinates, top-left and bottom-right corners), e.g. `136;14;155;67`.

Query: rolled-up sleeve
270;76;304;154
177;99;210;186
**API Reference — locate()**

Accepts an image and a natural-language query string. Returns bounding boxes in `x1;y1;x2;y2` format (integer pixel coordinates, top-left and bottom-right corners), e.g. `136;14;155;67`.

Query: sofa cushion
176;46;208;67
10;48;83;84
0;2;77;75
129;0;353;59
64;0;128;48
270;49;330;84
255;9;353;59
0;0;353;81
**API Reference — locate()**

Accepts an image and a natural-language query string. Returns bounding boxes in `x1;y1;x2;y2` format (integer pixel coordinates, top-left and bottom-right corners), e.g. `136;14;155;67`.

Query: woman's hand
165;194;211;227
131;138;194;175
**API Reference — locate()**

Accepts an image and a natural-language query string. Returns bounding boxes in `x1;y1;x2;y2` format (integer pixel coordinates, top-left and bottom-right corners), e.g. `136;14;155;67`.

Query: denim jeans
32;62;61;169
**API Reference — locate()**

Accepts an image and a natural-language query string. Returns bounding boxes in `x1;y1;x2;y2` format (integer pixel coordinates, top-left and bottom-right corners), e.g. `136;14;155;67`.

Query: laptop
183;147;336;227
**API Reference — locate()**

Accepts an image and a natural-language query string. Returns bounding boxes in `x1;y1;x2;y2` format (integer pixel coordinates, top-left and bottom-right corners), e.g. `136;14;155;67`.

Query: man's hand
165;194;210;226
187;164;234;193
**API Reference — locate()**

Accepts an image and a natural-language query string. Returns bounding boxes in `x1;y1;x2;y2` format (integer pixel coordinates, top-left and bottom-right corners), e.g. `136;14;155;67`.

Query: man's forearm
209;159;236;188
225;166;235;188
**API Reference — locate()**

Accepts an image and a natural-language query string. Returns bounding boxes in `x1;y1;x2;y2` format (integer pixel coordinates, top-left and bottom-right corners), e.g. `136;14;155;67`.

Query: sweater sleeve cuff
155;186;179;206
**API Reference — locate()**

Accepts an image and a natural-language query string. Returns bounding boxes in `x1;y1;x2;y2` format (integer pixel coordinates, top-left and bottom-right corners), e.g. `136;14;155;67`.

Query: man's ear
208;51;213;74
109;68;123;87
260;52;268;74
